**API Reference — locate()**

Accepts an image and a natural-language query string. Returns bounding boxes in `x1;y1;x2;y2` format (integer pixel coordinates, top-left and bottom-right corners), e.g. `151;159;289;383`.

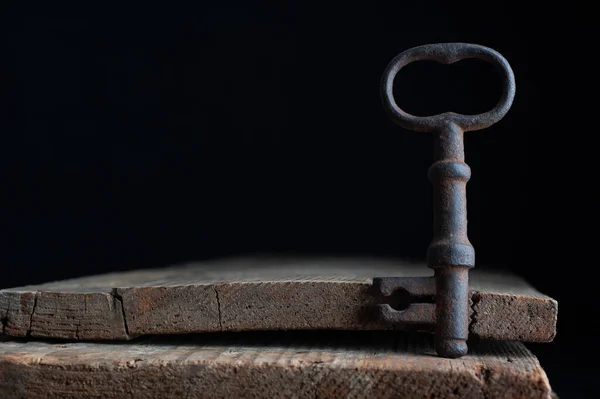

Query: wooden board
0;331;554;399
0;256;557;342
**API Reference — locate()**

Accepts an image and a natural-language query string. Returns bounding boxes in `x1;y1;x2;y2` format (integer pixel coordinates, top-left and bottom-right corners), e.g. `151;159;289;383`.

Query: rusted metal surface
375;43;515;358
377;302;436;325
373;276;435;324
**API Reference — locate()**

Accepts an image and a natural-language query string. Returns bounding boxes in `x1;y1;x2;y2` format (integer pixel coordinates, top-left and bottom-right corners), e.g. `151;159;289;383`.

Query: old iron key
375;43;515;358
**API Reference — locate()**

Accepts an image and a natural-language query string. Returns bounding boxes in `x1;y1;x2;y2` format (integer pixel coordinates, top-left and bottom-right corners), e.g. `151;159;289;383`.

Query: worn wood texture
0;331;553;399
0;256;557;342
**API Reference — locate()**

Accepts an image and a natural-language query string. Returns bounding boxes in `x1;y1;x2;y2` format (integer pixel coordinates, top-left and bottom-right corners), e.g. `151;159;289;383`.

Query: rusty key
376;43;515;358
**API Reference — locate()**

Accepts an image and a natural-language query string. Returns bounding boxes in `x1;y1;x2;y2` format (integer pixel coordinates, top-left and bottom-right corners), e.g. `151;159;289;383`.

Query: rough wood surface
0;256;557;342
0;331;553;399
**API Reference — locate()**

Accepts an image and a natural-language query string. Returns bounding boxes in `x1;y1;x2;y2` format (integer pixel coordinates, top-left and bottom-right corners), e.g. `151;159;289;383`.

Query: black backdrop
1;2;596;397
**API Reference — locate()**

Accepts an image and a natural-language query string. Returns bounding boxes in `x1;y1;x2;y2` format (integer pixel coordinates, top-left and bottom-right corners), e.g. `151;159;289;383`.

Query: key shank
428;122;473;358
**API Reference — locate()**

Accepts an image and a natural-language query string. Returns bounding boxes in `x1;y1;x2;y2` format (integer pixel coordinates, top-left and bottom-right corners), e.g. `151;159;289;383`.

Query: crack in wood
1;298;8;335
469;291;481;337
478;366;493;399
75;295;87;340
214;287;223;331
111;289;130;337
26;292;39;338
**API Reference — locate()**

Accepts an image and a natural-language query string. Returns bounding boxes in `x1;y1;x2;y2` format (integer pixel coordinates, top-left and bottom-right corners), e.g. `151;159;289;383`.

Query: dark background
1;2;595;397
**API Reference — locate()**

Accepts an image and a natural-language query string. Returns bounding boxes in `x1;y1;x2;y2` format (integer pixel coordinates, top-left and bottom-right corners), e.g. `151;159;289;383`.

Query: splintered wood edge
0;257;557;342
0;332;554;399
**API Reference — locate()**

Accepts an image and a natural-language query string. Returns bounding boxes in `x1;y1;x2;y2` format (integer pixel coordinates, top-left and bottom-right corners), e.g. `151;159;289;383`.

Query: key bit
373;276;435;325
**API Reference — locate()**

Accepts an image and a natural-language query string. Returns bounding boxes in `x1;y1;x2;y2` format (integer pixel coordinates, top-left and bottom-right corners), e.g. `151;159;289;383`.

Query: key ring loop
381;43;516;132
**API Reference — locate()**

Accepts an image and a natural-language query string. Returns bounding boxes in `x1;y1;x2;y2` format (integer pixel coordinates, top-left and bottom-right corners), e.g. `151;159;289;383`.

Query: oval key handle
381;42;515;132
379;43;515;358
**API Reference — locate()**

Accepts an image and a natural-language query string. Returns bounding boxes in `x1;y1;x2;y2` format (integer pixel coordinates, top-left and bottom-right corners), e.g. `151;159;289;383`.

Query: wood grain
0;331;553;399
0;256;557;342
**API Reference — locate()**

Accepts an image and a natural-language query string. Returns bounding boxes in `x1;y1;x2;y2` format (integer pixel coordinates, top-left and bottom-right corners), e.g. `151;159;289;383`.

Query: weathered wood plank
0;331;553;399
0;256;557;342
0;291;36;337
1;290;128;340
